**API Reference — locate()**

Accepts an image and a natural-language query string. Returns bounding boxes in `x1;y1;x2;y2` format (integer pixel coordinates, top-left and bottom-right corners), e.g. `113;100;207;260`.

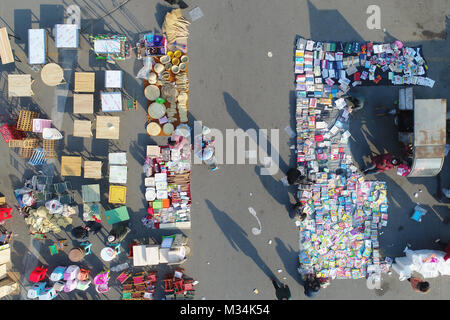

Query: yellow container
174;50;182;58
167;51;174;58
171;57;180;65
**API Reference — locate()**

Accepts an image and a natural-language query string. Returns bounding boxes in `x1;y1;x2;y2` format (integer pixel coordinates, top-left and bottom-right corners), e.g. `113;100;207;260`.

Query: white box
28;29;46;64
105;70;122;88
94;39;121;54
55;24;78;48
101;92;122;112
108;152;127;165
109;165;127;184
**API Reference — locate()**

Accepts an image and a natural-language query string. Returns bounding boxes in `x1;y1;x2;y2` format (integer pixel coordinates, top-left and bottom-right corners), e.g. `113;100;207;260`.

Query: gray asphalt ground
0;0;448;301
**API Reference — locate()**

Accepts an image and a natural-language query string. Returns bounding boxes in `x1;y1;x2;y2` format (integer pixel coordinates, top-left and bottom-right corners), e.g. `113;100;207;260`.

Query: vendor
169;132;190;160
304;274;321;298
362;153;399;175
286;168;307;185
345;95;364;113
290;202;308;222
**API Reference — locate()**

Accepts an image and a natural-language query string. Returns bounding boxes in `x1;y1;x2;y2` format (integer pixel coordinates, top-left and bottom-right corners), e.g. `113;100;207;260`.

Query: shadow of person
274;237;304;287
254;166;295;214
205;200;276;280
223;92;289;175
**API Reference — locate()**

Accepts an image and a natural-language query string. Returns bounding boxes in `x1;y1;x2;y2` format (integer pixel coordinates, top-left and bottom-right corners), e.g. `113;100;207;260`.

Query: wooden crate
17;110;39;131
43;140;57;159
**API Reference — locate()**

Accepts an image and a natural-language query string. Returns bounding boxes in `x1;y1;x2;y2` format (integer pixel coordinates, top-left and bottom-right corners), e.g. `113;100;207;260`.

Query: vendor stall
91;35;131;64
143;142;191;229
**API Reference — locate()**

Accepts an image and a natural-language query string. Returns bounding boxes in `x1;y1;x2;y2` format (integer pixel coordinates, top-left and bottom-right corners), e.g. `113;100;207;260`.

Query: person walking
362;153;399;175
271;278;292;300
407;277;430;294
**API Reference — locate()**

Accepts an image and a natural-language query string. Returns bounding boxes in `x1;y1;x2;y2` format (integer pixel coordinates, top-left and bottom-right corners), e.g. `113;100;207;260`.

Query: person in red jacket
362;153;399;175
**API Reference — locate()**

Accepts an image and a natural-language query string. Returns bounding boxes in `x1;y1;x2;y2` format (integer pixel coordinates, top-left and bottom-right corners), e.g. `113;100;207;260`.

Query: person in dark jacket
271;278;292;300
362;153;399;175
71;226;89;241
286;168;307;185
164;0;188;8
304;274;321;298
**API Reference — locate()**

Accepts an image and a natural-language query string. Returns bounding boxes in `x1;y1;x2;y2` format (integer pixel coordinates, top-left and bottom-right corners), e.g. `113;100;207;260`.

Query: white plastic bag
136;56;153;80
45;199;64;215
42;128;63;140
391;262;411;281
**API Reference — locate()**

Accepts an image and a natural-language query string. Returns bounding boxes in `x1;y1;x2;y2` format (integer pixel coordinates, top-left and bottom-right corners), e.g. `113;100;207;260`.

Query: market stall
291;37;436;285
142;141;191;229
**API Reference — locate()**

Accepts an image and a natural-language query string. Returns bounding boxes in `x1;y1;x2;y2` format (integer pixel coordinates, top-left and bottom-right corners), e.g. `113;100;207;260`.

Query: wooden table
41;63;64;86
73;120;92;138
96;116;120;139
68;247;85;262
73;94;94;114
61;156;82;176
0;28;14;65
74;72;95;92
84;161;102;179
8;75;33;97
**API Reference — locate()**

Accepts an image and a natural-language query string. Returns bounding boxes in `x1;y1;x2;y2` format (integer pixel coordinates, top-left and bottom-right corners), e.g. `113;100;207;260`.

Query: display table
96;116;120;139
105;70;122;88
73;120;92;138
81;184;100;203
84;161;102;179
74;72;95;92
109;166;127;184
55;24;79;48
8;74;33;97
61;156;82;176
109;152;127;165
104;206;130;225
0;27;14;65
101;92;122;112
28;29;46;65
132;245;159;267
109;185;127;204
41;63;64;86
73;94;94;114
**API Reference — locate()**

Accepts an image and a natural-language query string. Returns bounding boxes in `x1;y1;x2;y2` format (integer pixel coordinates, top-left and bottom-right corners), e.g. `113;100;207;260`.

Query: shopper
407;277;430;294
304;274;321;298
271;278;292;300
286;168;306;185
362;153;399;175
85;221;103;235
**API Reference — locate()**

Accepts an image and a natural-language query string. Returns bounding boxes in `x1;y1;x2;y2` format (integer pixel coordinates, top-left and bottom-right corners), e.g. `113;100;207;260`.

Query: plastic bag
136;56;153;80
45;199;64;215
391;262;411;281
22;192;35;207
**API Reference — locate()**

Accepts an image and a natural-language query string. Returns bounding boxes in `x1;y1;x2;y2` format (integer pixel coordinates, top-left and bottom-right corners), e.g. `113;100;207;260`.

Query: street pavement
0;0;448;300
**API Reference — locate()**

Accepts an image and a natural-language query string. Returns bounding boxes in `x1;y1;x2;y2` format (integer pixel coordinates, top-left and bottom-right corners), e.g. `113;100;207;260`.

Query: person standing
362;153;399;175
408;277;430;294
286;168;307;185
271;278;292;300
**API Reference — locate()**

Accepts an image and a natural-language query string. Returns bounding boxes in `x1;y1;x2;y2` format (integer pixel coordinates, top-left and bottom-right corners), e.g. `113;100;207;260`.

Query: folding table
109;166;127;184
105;70;122;88
8;75;33;97
101;92;122;112
108;152;127;165
109;185;127;204
84;161;102;179
61;156;82;176
104;206;130;225
82;184;100;203
96;116;120;139
73;120;92;138
55;24;79;48
28;29;46;65
74;72;95;92
73;94;94;114
0;27;14;64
